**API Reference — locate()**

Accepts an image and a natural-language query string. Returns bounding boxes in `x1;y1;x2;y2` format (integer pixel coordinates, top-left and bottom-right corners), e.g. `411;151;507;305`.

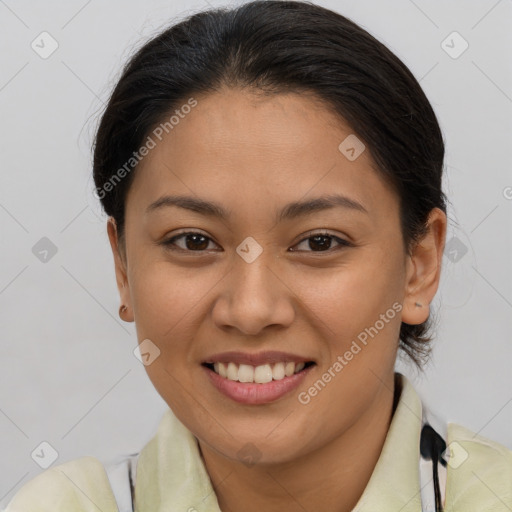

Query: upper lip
202;351;315;366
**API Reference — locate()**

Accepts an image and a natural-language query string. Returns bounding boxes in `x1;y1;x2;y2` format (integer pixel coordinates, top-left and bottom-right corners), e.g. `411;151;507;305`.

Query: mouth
201;352;317;405
201;350;317;404
201;360;316;384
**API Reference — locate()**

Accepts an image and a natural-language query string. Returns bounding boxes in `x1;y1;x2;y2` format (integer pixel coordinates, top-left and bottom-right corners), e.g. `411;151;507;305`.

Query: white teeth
295;362;305;373
285;362;295;377
254;364;273;384
272;362;286;380
218;362;228;378
227;362;238;380
211;361;309;383
238;364;254;383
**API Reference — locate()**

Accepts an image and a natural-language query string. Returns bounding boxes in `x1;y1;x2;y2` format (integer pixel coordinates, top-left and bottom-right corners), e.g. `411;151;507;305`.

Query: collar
134;372;423;512
352;372;423;511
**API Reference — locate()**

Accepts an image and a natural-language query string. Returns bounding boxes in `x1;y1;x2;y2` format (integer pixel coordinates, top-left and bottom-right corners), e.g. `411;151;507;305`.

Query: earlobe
107;218;134;322
402;208;447;325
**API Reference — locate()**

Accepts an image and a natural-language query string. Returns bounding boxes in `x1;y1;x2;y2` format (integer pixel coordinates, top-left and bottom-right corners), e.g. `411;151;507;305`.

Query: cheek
130;259;213;338
128;262;209;410
291;249;405;342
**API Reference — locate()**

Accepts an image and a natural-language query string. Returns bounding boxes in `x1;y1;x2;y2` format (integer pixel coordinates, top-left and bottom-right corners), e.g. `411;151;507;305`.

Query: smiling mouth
202;361;316;384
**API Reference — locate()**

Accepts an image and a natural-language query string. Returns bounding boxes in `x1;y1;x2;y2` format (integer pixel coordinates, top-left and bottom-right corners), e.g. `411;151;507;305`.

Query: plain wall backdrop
1;0;511;505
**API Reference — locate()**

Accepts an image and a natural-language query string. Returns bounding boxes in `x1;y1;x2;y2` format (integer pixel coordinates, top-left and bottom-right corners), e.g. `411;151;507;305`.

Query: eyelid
295;228;351;243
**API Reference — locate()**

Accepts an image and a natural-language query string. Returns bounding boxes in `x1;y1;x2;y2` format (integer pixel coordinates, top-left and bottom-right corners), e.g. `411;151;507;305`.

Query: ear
107;217;134;322
402;207;447;325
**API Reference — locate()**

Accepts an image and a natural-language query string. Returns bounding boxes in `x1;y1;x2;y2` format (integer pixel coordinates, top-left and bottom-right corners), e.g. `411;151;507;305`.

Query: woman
4;1;511;511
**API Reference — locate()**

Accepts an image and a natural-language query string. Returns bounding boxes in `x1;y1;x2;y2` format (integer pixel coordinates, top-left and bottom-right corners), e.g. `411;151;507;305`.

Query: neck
199;372;398;512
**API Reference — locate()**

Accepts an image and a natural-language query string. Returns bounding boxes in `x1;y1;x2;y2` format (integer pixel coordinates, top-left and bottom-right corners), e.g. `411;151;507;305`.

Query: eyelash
161;230;353;254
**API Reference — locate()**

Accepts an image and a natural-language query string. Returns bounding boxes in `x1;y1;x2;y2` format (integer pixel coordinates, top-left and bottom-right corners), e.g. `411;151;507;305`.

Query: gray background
1;0;511;505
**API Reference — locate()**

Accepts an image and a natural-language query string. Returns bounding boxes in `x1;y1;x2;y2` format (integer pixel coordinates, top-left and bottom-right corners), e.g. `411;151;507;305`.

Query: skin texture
107;88;447;512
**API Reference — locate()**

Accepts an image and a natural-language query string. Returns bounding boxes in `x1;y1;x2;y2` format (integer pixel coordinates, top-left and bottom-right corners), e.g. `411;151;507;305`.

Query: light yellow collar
352;373;422;511
134;373;423;512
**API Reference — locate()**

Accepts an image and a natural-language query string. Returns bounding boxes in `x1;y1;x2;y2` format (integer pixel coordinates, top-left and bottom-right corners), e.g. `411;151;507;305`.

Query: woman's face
109;88;434;465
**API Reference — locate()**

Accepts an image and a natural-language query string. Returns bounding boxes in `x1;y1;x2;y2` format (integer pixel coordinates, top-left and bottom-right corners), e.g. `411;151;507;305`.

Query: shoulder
445;422;512;510
2;456;119;512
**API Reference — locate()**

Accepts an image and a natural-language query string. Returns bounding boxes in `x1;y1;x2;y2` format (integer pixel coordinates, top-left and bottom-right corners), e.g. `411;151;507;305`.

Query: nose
211;249;295;336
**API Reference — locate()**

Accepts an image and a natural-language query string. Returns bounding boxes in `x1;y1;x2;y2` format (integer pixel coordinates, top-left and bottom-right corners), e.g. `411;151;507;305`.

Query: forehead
126;88;398;223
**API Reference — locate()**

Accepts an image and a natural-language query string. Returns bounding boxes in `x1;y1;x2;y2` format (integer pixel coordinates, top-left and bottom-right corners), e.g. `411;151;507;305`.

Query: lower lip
203;364;315;405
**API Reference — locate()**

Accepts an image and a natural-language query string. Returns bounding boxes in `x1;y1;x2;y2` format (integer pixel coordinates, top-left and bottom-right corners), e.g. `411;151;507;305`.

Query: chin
197;423;317;467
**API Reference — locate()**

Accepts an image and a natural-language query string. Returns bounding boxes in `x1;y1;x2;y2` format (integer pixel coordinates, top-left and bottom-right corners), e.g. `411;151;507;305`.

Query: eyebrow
145;193;368;222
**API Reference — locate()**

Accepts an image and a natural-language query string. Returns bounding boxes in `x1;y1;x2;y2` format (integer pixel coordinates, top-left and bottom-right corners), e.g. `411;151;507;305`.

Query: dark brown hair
92;0;447;368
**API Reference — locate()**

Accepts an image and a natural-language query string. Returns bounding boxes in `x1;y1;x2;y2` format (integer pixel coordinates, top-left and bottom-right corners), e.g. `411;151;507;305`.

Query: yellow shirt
3;373;512;511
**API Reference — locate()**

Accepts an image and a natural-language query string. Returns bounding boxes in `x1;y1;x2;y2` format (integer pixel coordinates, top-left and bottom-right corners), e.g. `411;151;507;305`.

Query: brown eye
291;232;352;252
163;232;218;252
162;231;351;254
